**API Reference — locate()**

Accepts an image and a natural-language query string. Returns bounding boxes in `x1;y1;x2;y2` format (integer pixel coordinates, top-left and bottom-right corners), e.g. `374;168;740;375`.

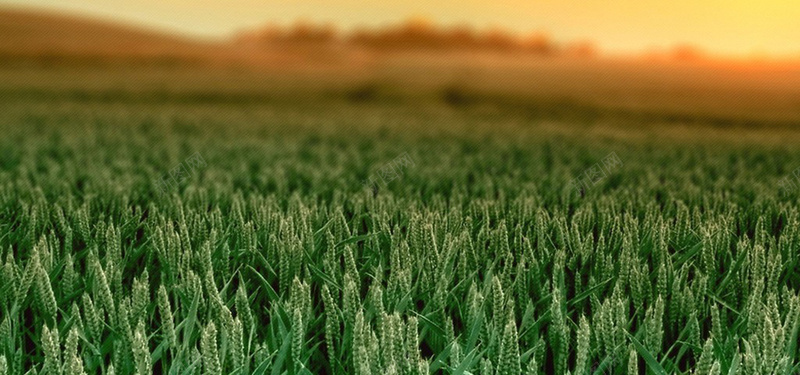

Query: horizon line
2;4;800;61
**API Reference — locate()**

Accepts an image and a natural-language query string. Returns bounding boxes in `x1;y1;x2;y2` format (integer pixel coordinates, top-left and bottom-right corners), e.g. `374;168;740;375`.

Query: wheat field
1;92;800;375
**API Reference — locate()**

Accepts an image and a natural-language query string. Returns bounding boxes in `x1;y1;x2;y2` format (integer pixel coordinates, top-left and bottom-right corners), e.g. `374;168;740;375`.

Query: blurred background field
2;6;800;126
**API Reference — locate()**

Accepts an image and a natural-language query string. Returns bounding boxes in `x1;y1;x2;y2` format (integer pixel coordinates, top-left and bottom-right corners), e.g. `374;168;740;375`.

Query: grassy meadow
1;64;800;375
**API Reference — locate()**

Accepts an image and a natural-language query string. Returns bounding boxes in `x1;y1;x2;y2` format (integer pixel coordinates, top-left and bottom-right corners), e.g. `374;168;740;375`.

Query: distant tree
236;18;582;55
443;25;479;50
284;20;338;44
481;28;518;51
231;23;281;46
521;32;555;55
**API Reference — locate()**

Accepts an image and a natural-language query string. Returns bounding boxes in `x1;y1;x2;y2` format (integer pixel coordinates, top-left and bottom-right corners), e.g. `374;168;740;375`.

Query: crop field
2;92;800;375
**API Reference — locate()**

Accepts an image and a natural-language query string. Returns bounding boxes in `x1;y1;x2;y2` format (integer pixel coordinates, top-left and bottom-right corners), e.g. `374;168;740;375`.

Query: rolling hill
0;7;222;58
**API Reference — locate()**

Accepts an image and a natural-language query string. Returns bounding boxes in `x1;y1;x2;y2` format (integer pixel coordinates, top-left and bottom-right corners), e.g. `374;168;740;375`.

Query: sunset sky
3;0;799;56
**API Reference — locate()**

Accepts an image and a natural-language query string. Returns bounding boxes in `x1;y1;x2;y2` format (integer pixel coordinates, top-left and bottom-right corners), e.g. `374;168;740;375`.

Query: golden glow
5;0;800;56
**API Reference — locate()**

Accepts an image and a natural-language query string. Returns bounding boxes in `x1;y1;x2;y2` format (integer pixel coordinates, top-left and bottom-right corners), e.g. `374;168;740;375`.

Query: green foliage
1;101;799;374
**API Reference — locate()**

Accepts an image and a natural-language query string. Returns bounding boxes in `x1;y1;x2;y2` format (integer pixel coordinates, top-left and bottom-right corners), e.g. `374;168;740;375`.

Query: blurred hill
0;7;597;68
2;7;800;124
0;8;233;66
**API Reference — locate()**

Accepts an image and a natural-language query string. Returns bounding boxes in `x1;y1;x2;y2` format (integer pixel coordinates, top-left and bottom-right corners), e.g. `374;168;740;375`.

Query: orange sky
4;0;800;56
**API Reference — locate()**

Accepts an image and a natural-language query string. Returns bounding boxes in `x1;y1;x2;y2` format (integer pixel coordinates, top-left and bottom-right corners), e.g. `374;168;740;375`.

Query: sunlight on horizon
2;0;799;57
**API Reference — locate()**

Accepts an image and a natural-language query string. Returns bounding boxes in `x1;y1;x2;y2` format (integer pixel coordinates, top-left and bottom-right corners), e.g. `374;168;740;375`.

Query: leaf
629;334;668;375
